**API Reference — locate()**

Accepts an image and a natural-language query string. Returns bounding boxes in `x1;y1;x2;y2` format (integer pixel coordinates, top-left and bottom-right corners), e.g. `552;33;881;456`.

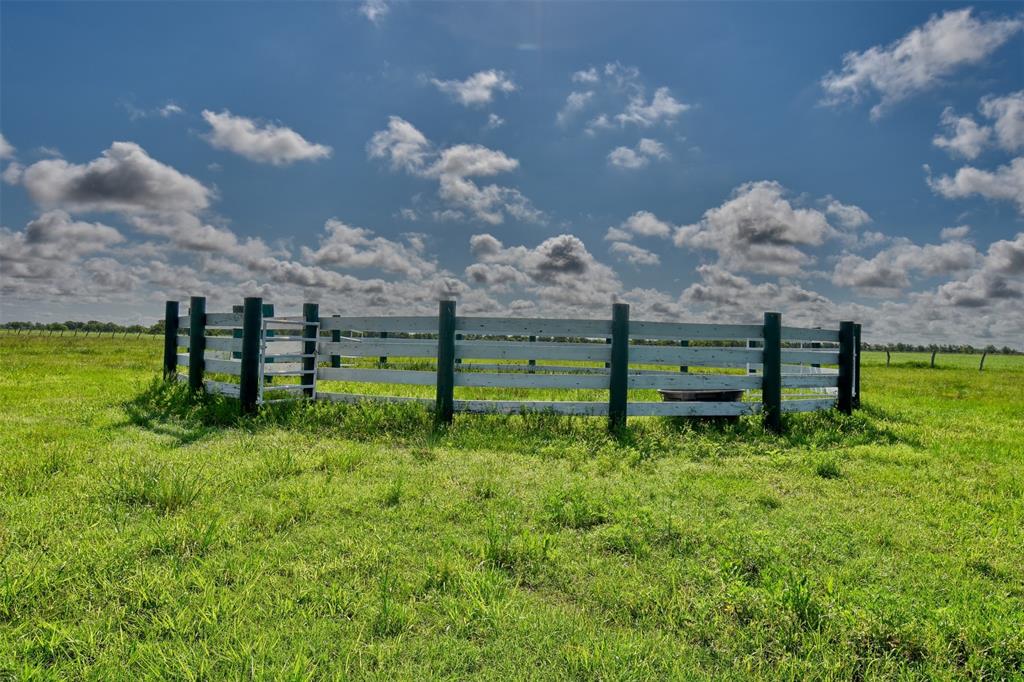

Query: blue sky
1;1;1022;346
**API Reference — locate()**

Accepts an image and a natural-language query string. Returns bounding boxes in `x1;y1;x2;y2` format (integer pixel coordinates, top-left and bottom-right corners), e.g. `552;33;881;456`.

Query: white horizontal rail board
319;316;437;333
781;349;840;364
629;321;763;341
176;334;190;348
629;345;762;368
206;312;243;328
318;392;434;406
783;374;840;388
456;340;611;362
629;401;762;417
204;336;242;352
205;379;240;397
319;339;438;358
204;358;242;376
780;326;840;342
454;400;609;416
457;363;607;374
318;367;436;385
177;353;189;366
781;398;836;413
455;372;609;390
455;316;612;338
628;373;762;390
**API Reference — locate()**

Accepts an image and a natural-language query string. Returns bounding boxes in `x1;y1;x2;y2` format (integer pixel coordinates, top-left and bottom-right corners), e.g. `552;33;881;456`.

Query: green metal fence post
240;297;263;414
838;321;855;415
163;300;179;379
188;296;206;392
762;312;782;433
435;300;457;424
608;303;630;431
302;303;319;398
853;323;862;409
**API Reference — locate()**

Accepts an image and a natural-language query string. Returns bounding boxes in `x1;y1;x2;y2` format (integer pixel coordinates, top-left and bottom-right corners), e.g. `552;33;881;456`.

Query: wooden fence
162;297;861;431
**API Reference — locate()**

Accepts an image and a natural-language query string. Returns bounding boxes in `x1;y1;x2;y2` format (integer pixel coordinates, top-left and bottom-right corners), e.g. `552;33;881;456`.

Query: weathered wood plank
318;392;434;406
205;312;243;328
205;379;240;398
203;358;242;376
629;401;762;417
319;339;438;358
781;398;835;413
454;372;609;390
455;316;612;337
317;367;436;385
456;340;611;362
780;326;840;342
318;316;437;333
176;353;189;367
629;321;763;341
453;400;609;415
628;373;762;390
781;349;840;364
783;374;839;388
629;345;762;368
204;336;242;352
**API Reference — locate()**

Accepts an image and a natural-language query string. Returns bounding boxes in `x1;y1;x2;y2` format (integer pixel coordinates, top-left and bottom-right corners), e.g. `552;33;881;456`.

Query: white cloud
821;8;1023;119
485;113;505;130
613;210;673;239
20;142;212;214
824;197;872;229
674;181;833;275
159;103;184;117
0;133;15;160
368;117;542;225
607;138;668;169
979;91;1024;152
201;110;332;166
928;156;1024;213
571;67;600;84
616;87;689;127
832;239;980;295
557;91;594;125
359;0;389;24
430;70;517;107
933;107;992;159
301;219;435;277
940;225;971;241
2;162;24;185
609;241;660;266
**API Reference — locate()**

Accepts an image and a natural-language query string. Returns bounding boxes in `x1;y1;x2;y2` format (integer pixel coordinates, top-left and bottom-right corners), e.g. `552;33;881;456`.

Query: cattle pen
161;297;861;432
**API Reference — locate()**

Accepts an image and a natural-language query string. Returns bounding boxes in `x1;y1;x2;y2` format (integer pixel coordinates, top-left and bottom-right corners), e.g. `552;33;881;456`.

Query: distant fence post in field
930;350;937;368
188;296;206;392
762;312;782;433
608;302;630;431
979;351;988;372
162;300;179;379
886;350;891;367
435;300;457;424
302;303;319;398
239;297;263;414
838;321;855;415
854;323;862;409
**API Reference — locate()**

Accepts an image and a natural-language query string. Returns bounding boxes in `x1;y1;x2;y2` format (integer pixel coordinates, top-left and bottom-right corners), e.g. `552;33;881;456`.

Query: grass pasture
1;334;1023;679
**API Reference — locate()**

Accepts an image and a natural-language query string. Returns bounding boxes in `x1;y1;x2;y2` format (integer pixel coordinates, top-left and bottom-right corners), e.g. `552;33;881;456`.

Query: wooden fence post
679;339;689;373
886;350;891;367
188;296;206;392
838;321;855;415
435;300;457;424
163;300;179;380
302;303;319;398
239;297;263;414
853;323;862;409
762;312;782;433
331;315;342;369
979;351;987;372
608;303;630;431
930;350;937;368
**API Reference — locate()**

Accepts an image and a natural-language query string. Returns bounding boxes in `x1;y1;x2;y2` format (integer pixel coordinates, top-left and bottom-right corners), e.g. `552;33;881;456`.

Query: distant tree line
862;342;1020;355
1;320;164;335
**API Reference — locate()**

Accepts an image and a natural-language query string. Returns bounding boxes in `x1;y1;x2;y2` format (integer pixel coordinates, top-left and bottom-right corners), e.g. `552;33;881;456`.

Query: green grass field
1;335;1022;679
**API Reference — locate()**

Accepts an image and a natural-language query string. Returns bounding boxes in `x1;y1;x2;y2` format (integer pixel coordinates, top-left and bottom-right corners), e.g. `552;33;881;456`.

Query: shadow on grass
122;377;911;459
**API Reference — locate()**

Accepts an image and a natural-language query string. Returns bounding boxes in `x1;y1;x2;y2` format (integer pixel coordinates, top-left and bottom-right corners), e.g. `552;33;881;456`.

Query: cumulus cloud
821;8;1023;119
557;91;594;125
430;70;517;107
367;117;542;224
466;233;620;307
561;63;688;134
607;138;668;169
940;225;971;241
927;156;1024;213
832;239;980;295
201;110;332;166
979;91;1024;152
609;241;660;266
571;67;600;84
607;210;673;241
301;219;436;277
933;107;992;159
674;180;833;275
359;0;389;24
616;87;689;127
20;142;212;214
824;197;872;229
0;133;15;160
485;113;505;130
985;232;1024;275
